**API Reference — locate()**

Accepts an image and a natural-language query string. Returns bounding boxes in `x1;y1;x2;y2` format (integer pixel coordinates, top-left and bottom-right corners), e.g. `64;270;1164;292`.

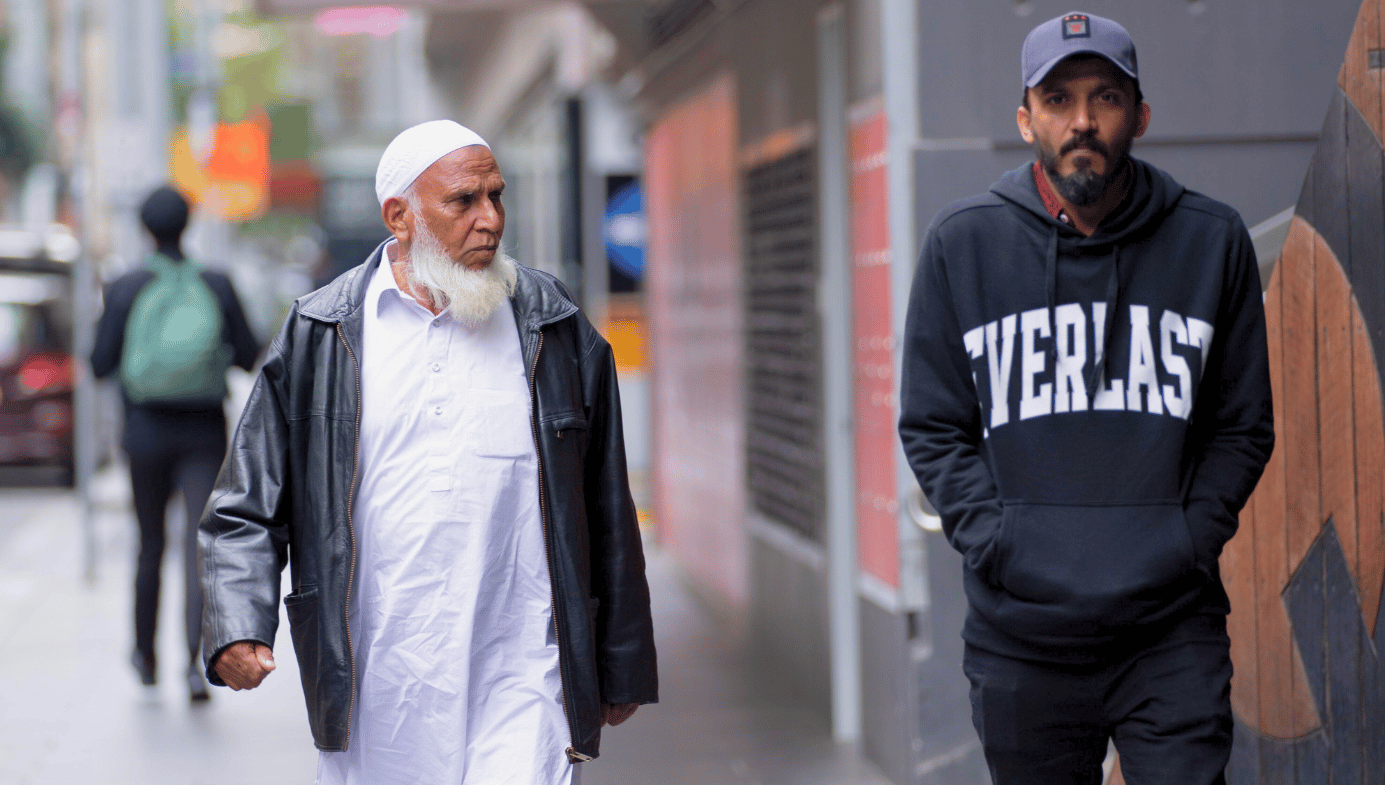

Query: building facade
588;1;1367;783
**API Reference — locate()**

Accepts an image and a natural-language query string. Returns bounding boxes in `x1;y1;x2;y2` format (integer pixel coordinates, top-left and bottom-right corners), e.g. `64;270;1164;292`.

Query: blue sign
603;180;645;281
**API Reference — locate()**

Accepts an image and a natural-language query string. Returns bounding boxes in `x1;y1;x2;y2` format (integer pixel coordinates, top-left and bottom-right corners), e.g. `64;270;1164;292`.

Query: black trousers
124;407;226;664
963;613;1233;785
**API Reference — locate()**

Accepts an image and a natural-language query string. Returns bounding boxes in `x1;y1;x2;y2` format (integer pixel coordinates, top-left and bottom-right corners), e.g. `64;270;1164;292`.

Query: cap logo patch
1062;14;1090;39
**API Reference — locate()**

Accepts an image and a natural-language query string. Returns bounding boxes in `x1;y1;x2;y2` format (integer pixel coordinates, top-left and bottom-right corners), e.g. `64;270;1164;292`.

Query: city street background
0;1;1374;783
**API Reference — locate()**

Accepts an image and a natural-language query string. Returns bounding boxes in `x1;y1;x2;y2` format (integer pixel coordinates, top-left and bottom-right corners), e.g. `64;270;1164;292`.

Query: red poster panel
644;74;748;611
850;102;899;589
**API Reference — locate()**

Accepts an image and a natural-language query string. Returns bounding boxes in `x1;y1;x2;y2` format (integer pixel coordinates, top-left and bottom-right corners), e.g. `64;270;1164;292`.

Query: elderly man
898;13;1272;785
200;120;657;784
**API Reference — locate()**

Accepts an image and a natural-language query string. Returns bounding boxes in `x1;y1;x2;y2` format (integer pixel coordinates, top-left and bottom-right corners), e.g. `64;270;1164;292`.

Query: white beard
403;217;517;328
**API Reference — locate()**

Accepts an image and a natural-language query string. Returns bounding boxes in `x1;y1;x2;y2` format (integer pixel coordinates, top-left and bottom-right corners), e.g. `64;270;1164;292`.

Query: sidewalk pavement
585;543;893;785
0;465;892;785
0;468;316;785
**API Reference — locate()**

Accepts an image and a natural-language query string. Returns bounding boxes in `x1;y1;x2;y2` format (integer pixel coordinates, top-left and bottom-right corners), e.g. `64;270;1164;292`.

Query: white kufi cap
374;120;490;205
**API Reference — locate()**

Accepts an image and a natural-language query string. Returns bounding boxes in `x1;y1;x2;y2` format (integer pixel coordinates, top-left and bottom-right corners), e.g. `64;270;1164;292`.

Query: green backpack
120;254;232;404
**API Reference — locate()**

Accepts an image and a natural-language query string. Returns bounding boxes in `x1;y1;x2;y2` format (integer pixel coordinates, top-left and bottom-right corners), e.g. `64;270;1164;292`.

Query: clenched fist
601;703;639;727
213;641;277;690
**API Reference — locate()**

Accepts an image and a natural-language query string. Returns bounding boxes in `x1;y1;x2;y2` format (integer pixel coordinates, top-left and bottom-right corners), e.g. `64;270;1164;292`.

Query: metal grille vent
647;0;717;51
744;148;823;540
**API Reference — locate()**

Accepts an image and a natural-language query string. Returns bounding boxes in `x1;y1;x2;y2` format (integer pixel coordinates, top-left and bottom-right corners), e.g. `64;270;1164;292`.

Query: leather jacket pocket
546;413;590;454
284;589;323;739
547;413;589;437
284;589;321;662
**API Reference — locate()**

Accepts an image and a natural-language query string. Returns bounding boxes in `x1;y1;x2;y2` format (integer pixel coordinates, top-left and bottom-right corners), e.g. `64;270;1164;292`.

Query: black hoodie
899;159;1274;663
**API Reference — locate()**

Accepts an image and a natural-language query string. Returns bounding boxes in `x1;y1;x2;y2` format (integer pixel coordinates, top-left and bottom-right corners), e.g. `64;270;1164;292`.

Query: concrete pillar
817;2;862;744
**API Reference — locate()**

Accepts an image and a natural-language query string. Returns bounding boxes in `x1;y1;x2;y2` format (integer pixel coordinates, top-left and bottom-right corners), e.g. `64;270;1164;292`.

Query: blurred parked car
0;226;79;484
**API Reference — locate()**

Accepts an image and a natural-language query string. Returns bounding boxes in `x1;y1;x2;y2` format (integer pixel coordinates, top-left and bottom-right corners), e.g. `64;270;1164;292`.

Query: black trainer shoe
131;649;156;686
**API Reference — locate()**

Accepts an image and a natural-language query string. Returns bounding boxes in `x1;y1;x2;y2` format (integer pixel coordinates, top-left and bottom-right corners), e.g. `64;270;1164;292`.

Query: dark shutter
743;148;823;540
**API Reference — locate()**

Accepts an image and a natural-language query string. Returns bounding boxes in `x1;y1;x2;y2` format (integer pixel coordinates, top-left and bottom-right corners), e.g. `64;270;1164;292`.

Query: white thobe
317;252;577;785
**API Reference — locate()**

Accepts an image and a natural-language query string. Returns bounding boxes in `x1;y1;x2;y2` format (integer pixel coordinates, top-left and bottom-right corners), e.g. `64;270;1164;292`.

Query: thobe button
431;363;441;372
434;406;443;415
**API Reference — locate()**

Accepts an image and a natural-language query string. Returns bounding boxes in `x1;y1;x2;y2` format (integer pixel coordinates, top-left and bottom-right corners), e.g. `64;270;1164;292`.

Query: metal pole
137;0;172;184
189;0;226;267
4;0;51;134
881;0;928;616
74;239;98;583
816;3;861;744
580;85;608;330
60;0;98;582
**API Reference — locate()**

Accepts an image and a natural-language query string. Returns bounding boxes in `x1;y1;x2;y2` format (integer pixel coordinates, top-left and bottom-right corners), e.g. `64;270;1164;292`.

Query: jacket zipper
335;322;362;751
527;329;592;764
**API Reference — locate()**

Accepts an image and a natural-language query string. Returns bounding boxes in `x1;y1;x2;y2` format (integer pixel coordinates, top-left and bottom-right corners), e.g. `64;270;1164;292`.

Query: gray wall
910;0;1363;230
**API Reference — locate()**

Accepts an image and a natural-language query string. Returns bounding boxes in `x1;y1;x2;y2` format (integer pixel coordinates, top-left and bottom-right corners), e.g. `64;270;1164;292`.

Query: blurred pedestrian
91;185;261;700
898;12;1273;785
199;120;657;784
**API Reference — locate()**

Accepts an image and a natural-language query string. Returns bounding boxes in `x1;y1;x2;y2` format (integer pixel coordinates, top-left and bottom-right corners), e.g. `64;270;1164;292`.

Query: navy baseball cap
1021;11;1138;90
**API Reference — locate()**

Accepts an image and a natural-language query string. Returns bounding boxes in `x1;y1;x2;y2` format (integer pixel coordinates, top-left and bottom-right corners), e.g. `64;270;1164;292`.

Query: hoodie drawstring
1084;246;1121;398
1043;228;1059;373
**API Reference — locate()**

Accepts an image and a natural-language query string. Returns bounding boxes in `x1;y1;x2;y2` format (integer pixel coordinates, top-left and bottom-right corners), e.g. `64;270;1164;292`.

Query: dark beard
1035;135;1130;207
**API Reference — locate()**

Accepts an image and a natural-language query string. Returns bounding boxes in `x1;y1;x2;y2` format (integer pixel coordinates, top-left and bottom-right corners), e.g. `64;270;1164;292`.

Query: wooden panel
1355;306;1385;634
1248;264;1304;741
1228;719;1262;782
1282;533;1328;784
1291;732;1329;785
1261;220;1323;741
1322;526;1365;782
1239;220;1384;752
1259;737;1294;785
1345;71;1385;364
1340;0;1383;145
1365;649;1385;785
1281;218;1321;577
1224;475;1260;726
1308;94;1353;271
1345;48;1385;638
1314;234;1358;581
1251;262;1293;740
1229;7;1385;781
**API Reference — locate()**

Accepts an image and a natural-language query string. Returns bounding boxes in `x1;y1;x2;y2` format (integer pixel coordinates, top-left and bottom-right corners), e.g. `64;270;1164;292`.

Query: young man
898;13;1273;785
91;186;261;699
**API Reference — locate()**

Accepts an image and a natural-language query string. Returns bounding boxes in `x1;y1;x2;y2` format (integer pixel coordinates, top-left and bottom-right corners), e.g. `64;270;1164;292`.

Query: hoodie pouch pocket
995;502;1195;622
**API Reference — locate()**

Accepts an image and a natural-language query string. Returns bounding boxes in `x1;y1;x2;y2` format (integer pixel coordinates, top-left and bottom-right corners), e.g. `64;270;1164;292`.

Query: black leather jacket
199;246;657;761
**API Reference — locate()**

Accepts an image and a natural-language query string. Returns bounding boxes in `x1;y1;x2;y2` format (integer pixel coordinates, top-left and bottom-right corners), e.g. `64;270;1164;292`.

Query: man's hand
601;703;638;727
213;641;276;690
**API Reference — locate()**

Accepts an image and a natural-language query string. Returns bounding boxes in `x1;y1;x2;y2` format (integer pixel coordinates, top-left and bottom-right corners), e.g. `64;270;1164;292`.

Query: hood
989;156;1185;248
987;158;1186;396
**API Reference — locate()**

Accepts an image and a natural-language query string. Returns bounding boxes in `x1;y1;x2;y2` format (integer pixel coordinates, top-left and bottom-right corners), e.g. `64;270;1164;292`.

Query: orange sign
170;111;270;221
